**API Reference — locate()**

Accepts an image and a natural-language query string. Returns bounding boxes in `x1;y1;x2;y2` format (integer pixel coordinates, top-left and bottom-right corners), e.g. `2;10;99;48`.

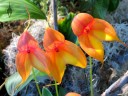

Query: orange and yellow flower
43;27;87;83
16;31;50;83
71;13;121;63
65;92;81;96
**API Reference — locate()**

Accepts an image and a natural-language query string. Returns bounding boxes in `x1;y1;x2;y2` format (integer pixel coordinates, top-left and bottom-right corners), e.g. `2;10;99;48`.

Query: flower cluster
16;13;121;84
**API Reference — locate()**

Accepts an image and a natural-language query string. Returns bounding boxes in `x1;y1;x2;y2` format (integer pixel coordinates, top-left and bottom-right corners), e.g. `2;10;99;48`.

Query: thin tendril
24;6;31;32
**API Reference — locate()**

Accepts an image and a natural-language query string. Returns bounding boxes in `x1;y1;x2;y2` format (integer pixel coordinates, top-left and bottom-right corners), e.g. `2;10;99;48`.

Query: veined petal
91;19;120;41
18;31;39;52
71;13;94;36
45;51;65;84
61;40;87;68
16;52;32;83
43;27;65;50
31;48;50;75
78;34;104;63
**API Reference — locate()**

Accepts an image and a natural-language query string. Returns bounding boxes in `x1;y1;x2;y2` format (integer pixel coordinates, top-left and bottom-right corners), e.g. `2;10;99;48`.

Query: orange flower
71;13;121;63
16;31;50;83
43;28;87;83
65;92;81;96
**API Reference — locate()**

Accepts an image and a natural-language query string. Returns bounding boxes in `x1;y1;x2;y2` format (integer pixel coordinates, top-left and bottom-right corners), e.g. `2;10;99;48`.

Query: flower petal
61;40;87;68
91;19;120;41
71;13;94;36
46;42;87;83
16;52;32;83
31;48;50;75
45;51;66;84
18;31;39;52
43;27;65;50
78;34;104;63
65;92;81;96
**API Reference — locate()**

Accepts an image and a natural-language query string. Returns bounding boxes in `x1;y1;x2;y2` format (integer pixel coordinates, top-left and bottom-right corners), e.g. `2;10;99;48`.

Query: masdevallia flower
16;31;50;83
43;27;87;83
71;13;121;63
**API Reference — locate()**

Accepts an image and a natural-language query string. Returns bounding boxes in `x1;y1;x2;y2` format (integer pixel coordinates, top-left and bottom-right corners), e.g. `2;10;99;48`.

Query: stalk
32;68;42;96
89;57;93;96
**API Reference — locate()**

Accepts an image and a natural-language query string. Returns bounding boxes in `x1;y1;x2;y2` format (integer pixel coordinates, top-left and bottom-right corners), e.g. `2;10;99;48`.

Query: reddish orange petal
43;27;65;50
71;13;94;36
65;92;81;96
18;31;39;52
16;52;32;83
78;34;104;63
90;19;120;41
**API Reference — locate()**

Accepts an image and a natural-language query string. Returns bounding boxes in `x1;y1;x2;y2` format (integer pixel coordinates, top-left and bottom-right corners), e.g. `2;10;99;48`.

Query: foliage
5;69;47;95
42;87;53;96
58;13;77;43
0;0;46;22
59;0;120;19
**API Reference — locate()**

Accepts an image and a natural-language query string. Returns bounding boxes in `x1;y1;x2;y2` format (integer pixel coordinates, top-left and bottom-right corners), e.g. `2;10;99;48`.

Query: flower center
54;47;59;52
27;48;31;53
84;26;90;34
46;41;65;52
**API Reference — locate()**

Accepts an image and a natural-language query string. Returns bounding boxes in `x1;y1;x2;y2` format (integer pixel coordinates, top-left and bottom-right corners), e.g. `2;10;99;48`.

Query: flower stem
89;57;93;96
32;68;42;96
54;81;59;96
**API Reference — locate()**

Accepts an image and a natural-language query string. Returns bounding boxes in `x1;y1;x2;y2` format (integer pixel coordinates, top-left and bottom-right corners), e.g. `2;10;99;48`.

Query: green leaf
108;0;119;12
58;13;77;43
92;0;109;19
0;0;46;22
5;68;47;95
42;87;53;96
58;87;67;96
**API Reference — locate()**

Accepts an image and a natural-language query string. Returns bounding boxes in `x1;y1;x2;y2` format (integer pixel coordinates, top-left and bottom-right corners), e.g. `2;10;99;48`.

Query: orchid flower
65;92;81;96
43;27;87;83
16;31;50;83
71;13;121;63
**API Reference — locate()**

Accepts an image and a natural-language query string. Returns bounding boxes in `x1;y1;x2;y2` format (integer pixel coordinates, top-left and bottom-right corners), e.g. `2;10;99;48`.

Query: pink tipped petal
71;13;94;36
43;28;65;50
78;34;104;63
18;31;38;52
16;52;32;83
91;19;120;41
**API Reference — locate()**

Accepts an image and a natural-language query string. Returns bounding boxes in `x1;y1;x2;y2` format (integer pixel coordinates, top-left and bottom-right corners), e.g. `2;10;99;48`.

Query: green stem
89;57;93;96
32;68;42;96
54;81;59;96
